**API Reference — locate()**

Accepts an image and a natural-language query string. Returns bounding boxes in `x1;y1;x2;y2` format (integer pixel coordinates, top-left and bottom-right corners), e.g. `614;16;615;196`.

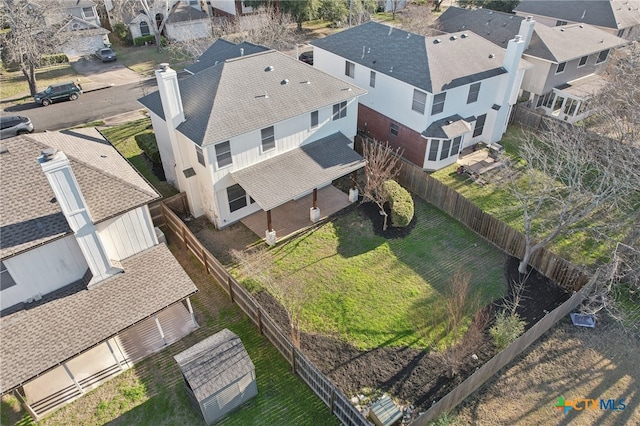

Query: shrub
134;34;167;47
490;311;526;350
113;22;132;45
135;133;161;164
382;180;414;227
39;53;69;67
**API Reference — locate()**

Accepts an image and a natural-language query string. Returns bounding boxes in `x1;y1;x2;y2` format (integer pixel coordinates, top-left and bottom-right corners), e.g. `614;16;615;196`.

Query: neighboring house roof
0;243;198;393
311;21;518;94
514;0;640;30
59;16;109;35
186;39;269;75
231;132;366;211
0;129;160;259
174;329;254;401
167;2;208;23
438;7;626;63
139;50;367;147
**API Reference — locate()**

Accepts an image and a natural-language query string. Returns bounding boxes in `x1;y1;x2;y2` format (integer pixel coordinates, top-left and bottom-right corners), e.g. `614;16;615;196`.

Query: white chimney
155;63;185;128
518;16;535;50
503;34;525;73
38;148;123;286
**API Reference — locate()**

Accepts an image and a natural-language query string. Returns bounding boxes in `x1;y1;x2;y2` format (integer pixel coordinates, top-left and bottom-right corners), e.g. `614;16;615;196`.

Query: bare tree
232;248;306;347
398;2;441;37
359;139;403;231
0;0;72;96
108;0;179;51
503;120;640;274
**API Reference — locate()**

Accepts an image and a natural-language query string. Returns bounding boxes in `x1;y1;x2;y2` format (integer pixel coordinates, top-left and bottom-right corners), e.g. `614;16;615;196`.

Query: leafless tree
359;139;403;231
398;2;442;37
232;248;306;347
108;0;180;51
503;120;640;274
0;0;73;96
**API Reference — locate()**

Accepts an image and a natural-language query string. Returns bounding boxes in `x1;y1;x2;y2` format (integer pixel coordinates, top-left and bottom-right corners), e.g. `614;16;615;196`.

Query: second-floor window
370;71;376;88
412;89;427;114
345;61;355;78
473;114;487;137
556;62;566;74
333;101;347;120
431;92;446;115
596;49;610;64
578;56;588;67
227;184;247;213
196;145;205;166
215;140;232;168
467;82;481;104
82;7;95;19
261;126;275;152
311;110;319;128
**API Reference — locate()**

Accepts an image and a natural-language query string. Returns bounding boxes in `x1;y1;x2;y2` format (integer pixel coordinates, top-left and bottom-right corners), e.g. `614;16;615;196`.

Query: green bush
113;22;132;45
134;34;167;47
135;133;161;164
383;180;414;227
40;53;69;67
490;311;526;350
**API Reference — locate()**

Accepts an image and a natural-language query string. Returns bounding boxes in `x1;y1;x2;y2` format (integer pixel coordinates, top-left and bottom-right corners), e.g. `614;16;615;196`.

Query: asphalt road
1;79;157;132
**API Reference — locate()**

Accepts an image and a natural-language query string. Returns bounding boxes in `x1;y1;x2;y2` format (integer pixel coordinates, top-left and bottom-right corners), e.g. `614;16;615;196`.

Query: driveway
72;56;144;89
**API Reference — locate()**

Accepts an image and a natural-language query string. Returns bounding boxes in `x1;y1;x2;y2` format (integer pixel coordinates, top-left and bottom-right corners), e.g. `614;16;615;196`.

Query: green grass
110;44;190;76
236;198;506;351
0;64;79;101
100;118;178;198
371;12;399;22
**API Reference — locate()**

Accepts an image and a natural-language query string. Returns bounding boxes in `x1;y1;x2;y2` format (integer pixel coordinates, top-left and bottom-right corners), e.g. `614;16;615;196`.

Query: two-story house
138;45;366;244
311;21;531;171
514;0;640;40
0;129;198;419
438;8;627;123
59;0;111;57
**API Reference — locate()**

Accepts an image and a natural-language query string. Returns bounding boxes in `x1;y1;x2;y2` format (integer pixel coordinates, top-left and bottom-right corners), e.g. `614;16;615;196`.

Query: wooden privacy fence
158;203;370;426
412;273;598;425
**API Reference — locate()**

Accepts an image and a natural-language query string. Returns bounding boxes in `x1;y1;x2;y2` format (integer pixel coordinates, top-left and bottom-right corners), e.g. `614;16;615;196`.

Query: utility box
368;395;403;426
174;329;257;425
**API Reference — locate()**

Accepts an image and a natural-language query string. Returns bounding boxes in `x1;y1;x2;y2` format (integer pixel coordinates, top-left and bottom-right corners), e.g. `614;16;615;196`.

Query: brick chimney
38;148;123;286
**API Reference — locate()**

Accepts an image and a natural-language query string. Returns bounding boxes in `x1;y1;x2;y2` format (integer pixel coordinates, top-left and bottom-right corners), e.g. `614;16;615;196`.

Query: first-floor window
140;21;150;36
215;140;232;168
333;101;347;120
195;145;205;166
261;126;275;152
428;140;439;161
473;114;487;137
227;184;247;213
440;139;451;160
0;261;17;291
390;122;398;136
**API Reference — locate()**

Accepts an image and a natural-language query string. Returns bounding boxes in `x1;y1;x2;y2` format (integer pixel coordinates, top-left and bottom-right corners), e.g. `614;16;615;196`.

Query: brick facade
358;104;427;167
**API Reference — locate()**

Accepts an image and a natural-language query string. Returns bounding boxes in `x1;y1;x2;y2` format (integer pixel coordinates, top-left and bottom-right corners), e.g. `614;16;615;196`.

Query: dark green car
34;81;83;106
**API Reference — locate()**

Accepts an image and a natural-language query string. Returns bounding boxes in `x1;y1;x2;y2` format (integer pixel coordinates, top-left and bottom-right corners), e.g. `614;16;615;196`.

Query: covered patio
538;74;607;123
232;133;365;244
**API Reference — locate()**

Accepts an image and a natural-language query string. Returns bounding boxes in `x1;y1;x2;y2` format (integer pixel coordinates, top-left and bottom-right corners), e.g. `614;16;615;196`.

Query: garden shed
174;329;257;425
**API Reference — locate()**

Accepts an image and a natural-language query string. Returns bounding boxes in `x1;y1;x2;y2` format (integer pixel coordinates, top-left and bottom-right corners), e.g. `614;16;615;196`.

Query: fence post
256;306;263;334
329;387;336;413
291;346;296;373
201;247;207;272
181;223;187;250
227;276;234;303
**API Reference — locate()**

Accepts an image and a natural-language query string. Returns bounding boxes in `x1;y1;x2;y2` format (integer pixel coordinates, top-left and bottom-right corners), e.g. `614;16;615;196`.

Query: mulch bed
253;202;571;420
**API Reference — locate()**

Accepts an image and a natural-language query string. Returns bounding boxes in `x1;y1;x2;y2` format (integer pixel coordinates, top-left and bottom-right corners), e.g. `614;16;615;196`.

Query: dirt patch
186;216;260;266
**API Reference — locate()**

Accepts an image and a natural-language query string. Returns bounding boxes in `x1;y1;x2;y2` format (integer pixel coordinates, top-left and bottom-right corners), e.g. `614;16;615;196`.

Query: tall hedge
135;133;161;164
383;180;414;228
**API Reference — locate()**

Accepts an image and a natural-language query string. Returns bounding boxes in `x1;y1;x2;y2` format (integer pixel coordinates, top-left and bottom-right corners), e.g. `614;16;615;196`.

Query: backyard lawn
233;198;507;351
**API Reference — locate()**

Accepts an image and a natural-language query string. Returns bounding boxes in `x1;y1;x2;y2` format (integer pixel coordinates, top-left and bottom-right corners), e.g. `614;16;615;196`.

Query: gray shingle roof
167;3;208;23
555;73;608;99
139;50;366;147
422;115;473;139
0;129;160;259
231;132;365;211
438;7;626;63
185;39;269;75
0;244;198;393
515;0;640;30
174;329;254;401
311;21;512;93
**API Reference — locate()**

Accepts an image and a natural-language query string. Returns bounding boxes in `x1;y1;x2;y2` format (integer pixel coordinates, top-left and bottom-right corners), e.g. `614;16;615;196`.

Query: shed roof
231;132;365;211
174;329;254;401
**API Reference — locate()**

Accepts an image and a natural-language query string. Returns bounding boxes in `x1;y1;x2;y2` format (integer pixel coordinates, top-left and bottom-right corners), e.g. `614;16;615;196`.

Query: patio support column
14;388;39;422
265;210;276;246
63;363;84;394
154;316;167;346
349;171;359;203
105;339;124;371
310;188;320;223
185;297;197;327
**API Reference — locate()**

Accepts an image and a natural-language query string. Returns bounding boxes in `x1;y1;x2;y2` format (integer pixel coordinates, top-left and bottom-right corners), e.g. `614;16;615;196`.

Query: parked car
95;47;117;62
0;115;34;139
298;51;313;65
34;82;83;106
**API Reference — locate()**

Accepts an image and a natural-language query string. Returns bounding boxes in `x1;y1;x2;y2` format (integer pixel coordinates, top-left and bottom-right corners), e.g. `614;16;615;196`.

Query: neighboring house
184;38;268;74
311;22;532;171
438;7;627;123
208;0;256;17
0;129;198;419
514;0;640;40
138;45;366;243
59;0;110;56
163;2;212;42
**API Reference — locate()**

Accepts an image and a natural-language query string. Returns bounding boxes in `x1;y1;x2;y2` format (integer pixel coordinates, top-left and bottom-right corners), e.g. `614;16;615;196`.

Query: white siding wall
1;236;88;310
520;55;552;96
149;111;178;187
96;206;158;261
166;20;211;42
211;0;237;15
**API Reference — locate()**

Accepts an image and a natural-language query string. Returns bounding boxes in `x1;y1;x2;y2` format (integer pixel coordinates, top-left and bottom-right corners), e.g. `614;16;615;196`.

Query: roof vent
281;79;289;85
489;53;495;59
579;24;584;28
240;48;244;56
389;66;394;73
450;35;457;40
265;65;274;71
434;38;441;44
40;148;58;162
406;33;411;39
461;33;468;38
302;80;311;84
560;28;564;31
526;16;533;21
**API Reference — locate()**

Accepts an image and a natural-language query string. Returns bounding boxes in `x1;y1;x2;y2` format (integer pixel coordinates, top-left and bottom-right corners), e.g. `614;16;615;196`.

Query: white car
0;115;34;139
